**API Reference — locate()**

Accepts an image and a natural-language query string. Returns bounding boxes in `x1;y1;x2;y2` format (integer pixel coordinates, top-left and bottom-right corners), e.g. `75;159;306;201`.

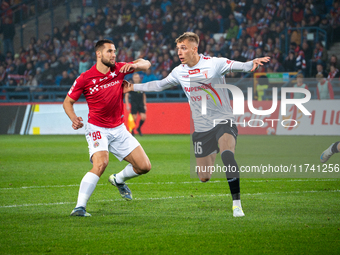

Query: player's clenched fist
71;116;84;130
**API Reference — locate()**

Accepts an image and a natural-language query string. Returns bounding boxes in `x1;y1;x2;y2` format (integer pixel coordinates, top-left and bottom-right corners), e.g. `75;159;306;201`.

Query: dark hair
95;39;114;52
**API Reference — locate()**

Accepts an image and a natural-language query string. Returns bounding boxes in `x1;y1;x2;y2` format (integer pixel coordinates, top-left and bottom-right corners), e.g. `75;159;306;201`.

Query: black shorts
192;122;238;158
131;102;145;114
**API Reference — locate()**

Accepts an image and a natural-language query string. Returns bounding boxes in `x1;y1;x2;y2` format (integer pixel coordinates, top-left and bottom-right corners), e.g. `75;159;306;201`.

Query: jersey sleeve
213;57;254;75
213;57;235;75
165;68;180;86
67;74;84;101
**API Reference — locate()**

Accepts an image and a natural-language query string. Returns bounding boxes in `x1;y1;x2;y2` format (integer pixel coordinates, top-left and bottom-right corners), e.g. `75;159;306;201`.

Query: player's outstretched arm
123;78;174;93
229;57;270;73
120;59;151;73
63;95;84;130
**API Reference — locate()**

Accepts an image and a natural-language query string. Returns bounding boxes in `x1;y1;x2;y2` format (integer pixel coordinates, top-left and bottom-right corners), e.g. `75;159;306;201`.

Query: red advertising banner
2;100;336;135
124;102;190;134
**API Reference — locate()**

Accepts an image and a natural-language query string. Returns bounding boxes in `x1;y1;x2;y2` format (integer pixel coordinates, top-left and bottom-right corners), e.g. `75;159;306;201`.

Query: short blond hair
175;32;199;45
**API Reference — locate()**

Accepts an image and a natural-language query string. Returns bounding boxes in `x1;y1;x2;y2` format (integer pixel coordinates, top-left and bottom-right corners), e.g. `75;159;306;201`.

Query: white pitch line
0;179;338;191
0;189;339;209
0;183;105;190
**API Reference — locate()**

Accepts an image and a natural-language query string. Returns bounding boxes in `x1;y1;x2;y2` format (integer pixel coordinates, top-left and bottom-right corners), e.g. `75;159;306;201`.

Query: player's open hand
123;80;134;93
120;63;138;73
251;57;271;72
71;116;83;130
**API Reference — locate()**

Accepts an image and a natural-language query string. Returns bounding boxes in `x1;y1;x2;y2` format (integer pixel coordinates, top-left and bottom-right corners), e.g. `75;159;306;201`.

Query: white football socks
115;163;140;184
233;199;242;208
76;172;99;209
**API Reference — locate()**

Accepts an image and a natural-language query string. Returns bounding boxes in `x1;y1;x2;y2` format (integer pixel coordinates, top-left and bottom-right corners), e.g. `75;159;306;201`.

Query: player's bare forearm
63;96;76;120
133;58;151;72
120;59;151;73
63;95;84;130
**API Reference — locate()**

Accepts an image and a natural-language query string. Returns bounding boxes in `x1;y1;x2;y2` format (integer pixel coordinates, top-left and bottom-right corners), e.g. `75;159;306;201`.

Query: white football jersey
165;54;237;132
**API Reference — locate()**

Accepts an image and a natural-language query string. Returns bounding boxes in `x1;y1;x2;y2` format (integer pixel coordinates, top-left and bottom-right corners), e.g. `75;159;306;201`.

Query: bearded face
98;43;116;68
101;56;115;68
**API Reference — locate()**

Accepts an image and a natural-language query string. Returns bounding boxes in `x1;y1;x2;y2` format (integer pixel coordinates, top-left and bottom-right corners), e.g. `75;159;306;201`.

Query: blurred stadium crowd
0;0;339;97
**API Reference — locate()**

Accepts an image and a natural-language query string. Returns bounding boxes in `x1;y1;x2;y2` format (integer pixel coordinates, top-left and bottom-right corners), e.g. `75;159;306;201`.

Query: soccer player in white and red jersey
124;32;270;217
63;39;151;217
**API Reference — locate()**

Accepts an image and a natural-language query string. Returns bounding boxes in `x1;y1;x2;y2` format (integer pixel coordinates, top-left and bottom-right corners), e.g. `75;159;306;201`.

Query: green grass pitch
0;134;339;255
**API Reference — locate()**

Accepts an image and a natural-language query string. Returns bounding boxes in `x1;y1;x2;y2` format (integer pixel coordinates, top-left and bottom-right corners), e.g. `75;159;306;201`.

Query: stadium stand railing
3;78;339;103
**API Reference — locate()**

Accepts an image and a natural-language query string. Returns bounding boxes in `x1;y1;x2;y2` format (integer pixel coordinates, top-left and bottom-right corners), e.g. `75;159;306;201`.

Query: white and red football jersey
165;54;236;132
68;62;133;128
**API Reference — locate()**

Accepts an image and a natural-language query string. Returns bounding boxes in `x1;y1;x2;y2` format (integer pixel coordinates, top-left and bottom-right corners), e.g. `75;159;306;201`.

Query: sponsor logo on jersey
101;80;120;89
92;79;96;84
185;84;210;92
182;75;189;78
196;82;222;106
187;82;222;106
89;85;100;94
100;77;108;82
188;69;200;75
89;80;120;94
94;141;100;148
226;60;232;64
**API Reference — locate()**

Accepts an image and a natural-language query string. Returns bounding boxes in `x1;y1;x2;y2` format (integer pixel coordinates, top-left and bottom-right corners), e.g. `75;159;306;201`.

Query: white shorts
85;123;140;162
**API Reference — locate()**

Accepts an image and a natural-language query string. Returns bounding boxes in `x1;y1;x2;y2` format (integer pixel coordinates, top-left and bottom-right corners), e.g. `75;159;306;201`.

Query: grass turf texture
0;135;339;255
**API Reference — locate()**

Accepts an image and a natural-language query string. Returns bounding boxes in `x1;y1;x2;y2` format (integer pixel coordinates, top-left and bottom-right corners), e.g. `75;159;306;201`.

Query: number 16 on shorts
194;142;202;155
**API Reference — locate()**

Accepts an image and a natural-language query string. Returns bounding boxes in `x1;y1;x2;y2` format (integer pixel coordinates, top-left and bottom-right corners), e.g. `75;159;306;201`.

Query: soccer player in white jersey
123;32;270;217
